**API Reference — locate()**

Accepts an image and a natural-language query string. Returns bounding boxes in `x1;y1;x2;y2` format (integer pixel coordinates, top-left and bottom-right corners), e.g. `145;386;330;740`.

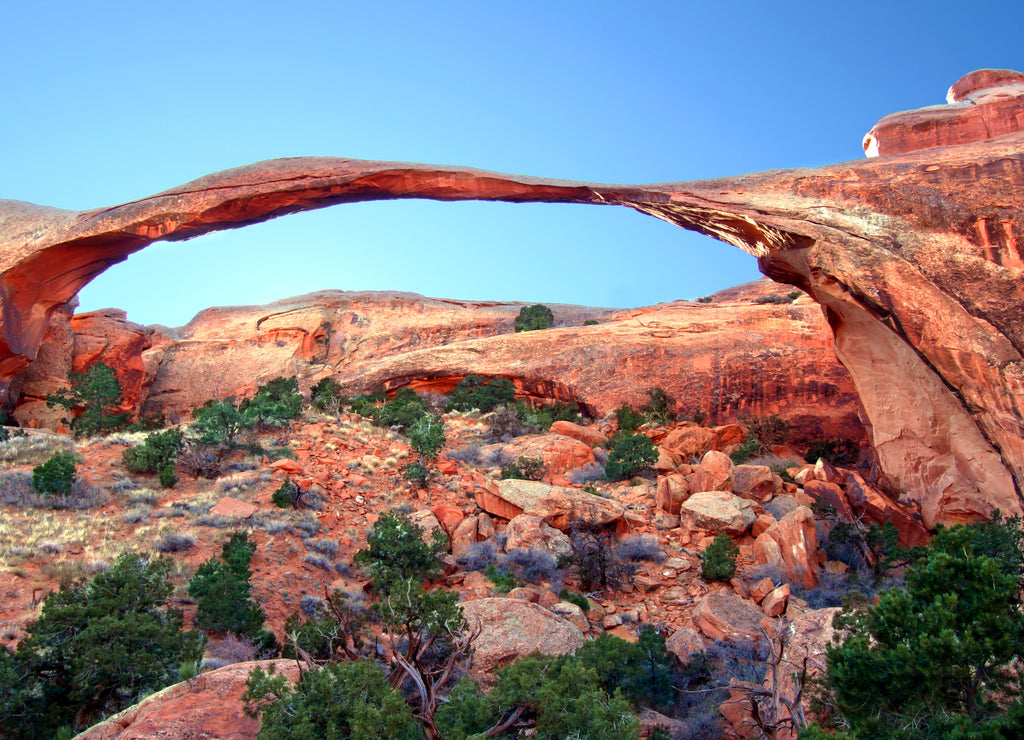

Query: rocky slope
1;407;922;739
1;70;1022;527
9;279;864;454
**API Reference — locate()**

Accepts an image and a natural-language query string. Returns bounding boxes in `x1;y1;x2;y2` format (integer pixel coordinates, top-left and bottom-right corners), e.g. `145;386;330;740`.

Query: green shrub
514;304;554;332
743;414;790;450
640;387;676;425
32;452;77;495
484;563;518;592
560;589;590;612
191;397;252;446
500;456;545;481
245;660;421;740
446;375;516;413
604;433;658;480
408;413;445;460
402;460;432;489
614;404;646;433
124;412;166;432
240;376;303;428
701;533;739;582
573;627;674;710
730;437;761;465
375;387;431;432
188;532;267;638
820;517;1024;738
583;319;599;326
517;399;585;432
45;362;128;437
349;386;386;417
353;511;446;586
309;377;344;412
158;464;178;489
0;553;204;737
123;428;184;475
271;480;302;508
488;655;638;739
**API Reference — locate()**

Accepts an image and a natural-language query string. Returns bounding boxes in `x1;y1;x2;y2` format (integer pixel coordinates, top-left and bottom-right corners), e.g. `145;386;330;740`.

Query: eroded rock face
20;283;862;446
1;69;1021;525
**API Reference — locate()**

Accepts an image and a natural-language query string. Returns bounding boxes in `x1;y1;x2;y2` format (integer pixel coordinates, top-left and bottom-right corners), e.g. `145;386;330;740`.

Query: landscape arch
0;70;1022;527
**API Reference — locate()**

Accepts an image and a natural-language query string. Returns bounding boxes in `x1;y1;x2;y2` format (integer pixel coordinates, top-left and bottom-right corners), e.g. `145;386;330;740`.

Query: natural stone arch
1;71;1022;526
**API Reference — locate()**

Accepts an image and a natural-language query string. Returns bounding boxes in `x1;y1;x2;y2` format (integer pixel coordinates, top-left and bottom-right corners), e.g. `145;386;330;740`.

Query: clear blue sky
3;1;1022;327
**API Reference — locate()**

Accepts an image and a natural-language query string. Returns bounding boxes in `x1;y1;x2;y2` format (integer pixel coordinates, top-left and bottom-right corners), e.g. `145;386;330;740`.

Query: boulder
713;424;746;449
665;627;706;663
661;426;718;458
753;506;819;588
476;479;625;530
409;509;448;544
76;659;299;740
843;471;930;548
732;464;775;502
692;592;766;642
430;504;466;538
503;514;573;560
450;514;480;558
679;491;756;535
549;420;607;448
689;450;734;493
761;584;790;617
462;598;585;681
486;434;596;476
655;473;690;514
209;497;258;519
802;479;854;521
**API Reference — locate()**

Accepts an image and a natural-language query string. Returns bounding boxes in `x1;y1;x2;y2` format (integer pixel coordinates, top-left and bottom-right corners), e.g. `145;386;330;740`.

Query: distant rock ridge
0;69;1021;525
11;280;865;453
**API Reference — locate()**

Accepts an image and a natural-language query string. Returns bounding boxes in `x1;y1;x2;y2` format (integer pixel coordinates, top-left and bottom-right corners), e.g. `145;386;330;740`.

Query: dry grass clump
0;470;108;510
154;531;197;553
0;433;75;466
41;557;110;588
98;430;152;447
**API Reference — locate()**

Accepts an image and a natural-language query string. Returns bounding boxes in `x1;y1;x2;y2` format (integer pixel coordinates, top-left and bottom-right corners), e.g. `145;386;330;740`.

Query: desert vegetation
0;361;1013;739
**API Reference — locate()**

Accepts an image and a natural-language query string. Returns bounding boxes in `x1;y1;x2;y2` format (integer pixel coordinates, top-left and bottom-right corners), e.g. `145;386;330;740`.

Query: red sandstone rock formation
864;69;1024;156
22;282;862;445
0;69;1021;525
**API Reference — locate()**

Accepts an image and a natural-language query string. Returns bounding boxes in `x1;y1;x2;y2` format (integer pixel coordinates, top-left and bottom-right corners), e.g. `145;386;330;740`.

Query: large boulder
753;506;819;588
732;464;775;502
692;592;766;642
689;450;734;493
660;425;718;458
76;659;299;740
655;472;690;514
486;434;596;476
549;420;607;448
843;471;930;548
462;597;585;680
476;479;625;530
680;491;757;535
503;514;573;559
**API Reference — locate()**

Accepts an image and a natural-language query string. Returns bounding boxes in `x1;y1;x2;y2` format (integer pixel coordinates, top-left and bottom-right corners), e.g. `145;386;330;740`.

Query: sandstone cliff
0;69;1021;525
